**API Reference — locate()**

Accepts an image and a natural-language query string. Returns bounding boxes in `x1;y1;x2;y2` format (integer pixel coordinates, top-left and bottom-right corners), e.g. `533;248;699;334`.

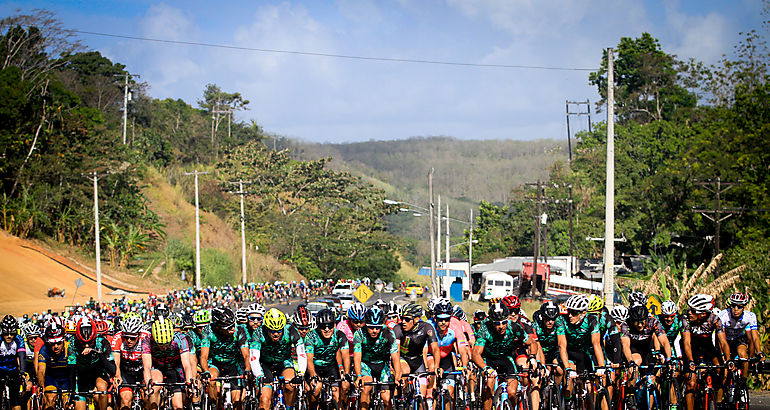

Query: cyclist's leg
258;363;275;410
208;364;222;406
359;362;376;410
378;364;393;410
281;362;297;406
93;376;109;410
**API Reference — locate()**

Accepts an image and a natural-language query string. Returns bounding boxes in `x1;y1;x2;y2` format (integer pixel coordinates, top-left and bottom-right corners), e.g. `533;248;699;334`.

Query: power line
72;30;598;72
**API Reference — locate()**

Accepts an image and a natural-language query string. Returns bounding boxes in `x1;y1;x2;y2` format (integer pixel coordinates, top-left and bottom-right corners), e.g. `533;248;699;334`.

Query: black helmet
1;315;18;335
365;307;385;327
181;313;195;330
211;307;236;330
154;303;169;319
433;301;453;319
316;309;336;327
400;302;423;319
629;304;649;322
473;310;487;322
539;301;560;321
488;303;510;322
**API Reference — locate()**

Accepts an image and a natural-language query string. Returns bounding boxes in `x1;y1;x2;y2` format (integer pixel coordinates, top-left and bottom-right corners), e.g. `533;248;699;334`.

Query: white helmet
687;294;714;313
610;305;629;323
565;294;589;312
661;300;678;316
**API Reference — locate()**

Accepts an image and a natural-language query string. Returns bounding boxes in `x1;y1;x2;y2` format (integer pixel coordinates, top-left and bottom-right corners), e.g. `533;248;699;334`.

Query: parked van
332;282;354;296
481;271;515;301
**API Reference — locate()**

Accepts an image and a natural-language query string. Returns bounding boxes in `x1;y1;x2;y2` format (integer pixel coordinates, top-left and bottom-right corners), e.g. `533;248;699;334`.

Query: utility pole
437;195;441;267
692;177;741;275
469;209;474;271
228;180;252;285
86;172;104;302
428;169;437;297
114;73;139;145
184;170;209;289
566;100;591;266
603;48;616;309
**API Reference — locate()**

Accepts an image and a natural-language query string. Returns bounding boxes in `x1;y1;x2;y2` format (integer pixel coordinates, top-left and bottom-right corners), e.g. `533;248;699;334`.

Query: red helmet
44;323;66;344
728;293;750;307
75;317;97;343
94;320;109;335
502;295;521;310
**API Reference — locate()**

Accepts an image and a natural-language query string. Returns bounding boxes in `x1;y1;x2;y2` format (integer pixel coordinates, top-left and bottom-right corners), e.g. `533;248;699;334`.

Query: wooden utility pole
228;180;252;285
692;177;741;275
429;169;437;297
566;100;591;267
85;171;105;302
603;48;616;309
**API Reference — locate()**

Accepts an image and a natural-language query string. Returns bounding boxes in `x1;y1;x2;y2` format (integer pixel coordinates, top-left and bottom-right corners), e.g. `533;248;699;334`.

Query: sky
0;0;765;143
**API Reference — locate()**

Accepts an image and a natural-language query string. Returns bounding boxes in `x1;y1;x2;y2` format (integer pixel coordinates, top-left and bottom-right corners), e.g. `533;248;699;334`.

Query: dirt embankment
0;232;156;316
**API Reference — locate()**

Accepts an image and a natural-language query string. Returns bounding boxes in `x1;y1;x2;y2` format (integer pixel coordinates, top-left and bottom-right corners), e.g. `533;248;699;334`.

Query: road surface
259;291;404;315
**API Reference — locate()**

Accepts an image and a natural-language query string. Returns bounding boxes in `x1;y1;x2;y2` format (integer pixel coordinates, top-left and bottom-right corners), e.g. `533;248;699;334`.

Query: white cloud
663;3;730;63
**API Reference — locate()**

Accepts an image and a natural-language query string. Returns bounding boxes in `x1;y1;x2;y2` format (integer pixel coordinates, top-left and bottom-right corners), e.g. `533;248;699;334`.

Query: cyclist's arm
295;342;307;374
36;360;46;387
591;331;605;368
391;350;402;382
240;346;251;375
430;341;440;371
682;331;694;363
340;347;351;375
620;336;633;363
557;334;570;369
112;351;122;382
471;345;486;369
353;351;362;378
748;329;761;357
142;353;152;386
247;348;263;379
306;352;317;378
657;333;672;359
199;346;211;373
716;331;730;361
180;351;193;382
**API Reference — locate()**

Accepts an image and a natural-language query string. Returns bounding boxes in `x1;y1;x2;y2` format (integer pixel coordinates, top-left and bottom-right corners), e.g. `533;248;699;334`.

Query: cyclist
588;295;622;364
556;294;607;408
392;301;440;402
682;294;730;410
1;315;27;410
145;318;195;410
428;301;467;404
472;310;486;333
717;293;763;385
200;307;251;410
189;309;211;365
473;302;532;410
243;304;265;342
385;302;400;330
67;316;116;410
658;300;684;357
502;295;543;410
304;309;350;410
533;300;564;369
353;307;400;410
338;303;367;350
250;308;306;410
111;315;150;410
621;302;672;364
36;322;69;410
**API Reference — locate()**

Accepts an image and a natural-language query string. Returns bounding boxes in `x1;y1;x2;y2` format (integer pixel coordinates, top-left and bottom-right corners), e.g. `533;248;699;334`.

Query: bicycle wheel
411;396;427;410
243;396;259;410
516;391;530;410
439;390;454;410
706;392;717;410
493;388;512;410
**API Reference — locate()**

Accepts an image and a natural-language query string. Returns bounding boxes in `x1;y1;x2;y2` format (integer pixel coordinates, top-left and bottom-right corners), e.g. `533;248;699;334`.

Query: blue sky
1;0;765;143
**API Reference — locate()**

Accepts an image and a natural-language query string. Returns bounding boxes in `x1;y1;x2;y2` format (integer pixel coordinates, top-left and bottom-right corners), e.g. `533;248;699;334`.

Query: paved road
256;291;405;315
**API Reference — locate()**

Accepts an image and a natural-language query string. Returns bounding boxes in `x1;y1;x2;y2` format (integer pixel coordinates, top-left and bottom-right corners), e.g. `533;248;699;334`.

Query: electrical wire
72;30;597;72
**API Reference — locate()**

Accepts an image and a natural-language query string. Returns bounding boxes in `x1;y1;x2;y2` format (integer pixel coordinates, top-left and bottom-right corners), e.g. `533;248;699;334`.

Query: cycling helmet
308;315;317;330
263;308;287;332
122;316;144;337
660;300;678;316
501;295;521;310
151;319;175;345
628;291;648;306
433;301;453;319
488;303;510;322
292;306;312;329
399;302;423;319
64;319;76;334
211;307;236;330
473;310;487;322
316;309;336;327
728;293;750;307
181;313;194;330
588;295;604;313
487;297;502;307
629;304;649;322
539;301;560;321
236;307;248;324
245;304;260;316
253;304;266;316
75;317;97;343
154;303;170;320
373;299;387;309
365;306;385;327
44;323;65;344
427;297;441;313
194;309;211;325
687;294;714;313
347;303;367;322
170;314;184;329
94;319;109;335
452;305;467;322
610;305;629;323
21;322;40;338
330;307;342;323
387;301;399;316
1;315;18;335
565;294;589;312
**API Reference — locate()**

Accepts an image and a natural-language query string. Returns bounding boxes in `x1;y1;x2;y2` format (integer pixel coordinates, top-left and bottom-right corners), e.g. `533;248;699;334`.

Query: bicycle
723;357;762;410
113;382;144;410
658;360;683;410
435;370;464;410
209;375;248;410
314;376;342;410
149;381;191;410
691;363;724;410
564;369;606;410
361;380;395;410
539;364;563;410
401;372;433;410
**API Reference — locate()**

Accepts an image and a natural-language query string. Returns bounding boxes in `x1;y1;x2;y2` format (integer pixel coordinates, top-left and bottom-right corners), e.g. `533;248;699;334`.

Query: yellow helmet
151;319;175;345
588;294;604;313
263;308;287;332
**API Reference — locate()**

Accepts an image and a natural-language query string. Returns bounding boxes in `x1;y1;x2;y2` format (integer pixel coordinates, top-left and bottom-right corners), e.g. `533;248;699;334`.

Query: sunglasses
366;325;383;330
351;320;365;325
400;316;414;322
491;320;508;326
436;317;450;323
567;310;582;316
248;316;263;322
318;324;334;330
268;329;283;334
124;335;138;341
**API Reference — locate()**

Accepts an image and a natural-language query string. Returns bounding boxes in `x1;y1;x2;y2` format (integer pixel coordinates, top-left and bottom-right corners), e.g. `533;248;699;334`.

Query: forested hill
285;137;568;206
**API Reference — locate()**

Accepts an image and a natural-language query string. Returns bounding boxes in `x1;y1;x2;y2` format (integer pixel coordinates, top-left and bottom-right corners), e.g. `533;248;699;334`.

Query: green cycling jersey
304;328;349;367
658;314;684;342
67;336;113;373
353;328;397;365
533;316;564;355
250;325;303;365
555;314;600;352
201;327;249;365
474;319;529;360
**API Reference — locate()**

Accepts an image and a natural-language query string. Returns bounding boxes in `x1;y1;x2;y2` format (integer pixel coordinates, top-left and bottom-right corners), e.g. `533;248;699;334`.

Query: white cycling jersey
717;308;758;341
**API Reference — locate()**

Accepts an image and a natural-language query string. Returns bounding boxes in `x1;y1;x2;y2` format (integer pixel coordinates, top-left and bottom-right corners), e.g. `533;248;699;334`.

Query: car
332;282;354;296
316;297;341;309
338;294;356;310
405;282;424;296
306;302;329;316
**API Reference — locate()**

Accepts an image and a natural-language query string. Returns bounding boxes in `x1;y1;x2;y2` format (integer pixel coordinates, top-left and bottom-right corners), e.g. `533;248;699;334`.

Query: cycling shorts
209;360;243;389
119;371;143;394
261;360;294;387
567;349;594;373
43;375;71;392
689;340;720;365
727;337;749;359
74;369;110;401
438;356;456;387
315;364;341;381
401;356;426;375
154;366;185;394
361;361;392;384
485;357;518;380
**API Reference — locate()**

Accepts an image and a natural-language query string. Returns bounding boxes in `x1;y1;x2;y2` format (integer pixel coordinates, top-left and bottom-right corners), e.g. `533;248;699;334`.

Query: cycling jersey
251;326;303;366
717;309;758;341
67;336;113;373
392;321;438;360
427;319;463;359
201;327;249;366
532;314;564;358
658;314;685;342
620;316;666;345
0;334;26;373
594;309;619;337
353;328;398;365
304;328;348;367
38;342;70;380
474;319;529;360
682;313;725;363
143;333;189;371
448;317;469;347
458;319;476;346
336;319;356;347
188;327;208;360
555;314;600;352
111;332;147;373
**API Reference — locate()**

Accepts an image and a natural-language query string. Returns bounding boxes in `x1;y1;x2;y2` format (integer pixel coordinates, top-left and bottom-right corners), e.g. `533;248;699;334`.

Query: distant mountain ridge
286;136;569;208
